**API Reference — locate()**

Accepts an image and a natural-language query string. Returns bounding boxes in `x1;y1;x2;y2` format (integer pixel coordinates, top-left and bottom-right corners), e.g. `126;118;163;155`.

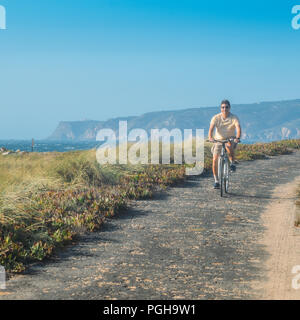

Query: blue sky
0;0;299;139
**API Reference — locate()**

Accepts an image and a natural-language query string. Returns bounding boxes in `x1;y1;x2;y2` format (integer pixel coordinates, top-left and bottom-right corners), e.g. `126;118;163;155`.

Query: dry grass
1;138;300;272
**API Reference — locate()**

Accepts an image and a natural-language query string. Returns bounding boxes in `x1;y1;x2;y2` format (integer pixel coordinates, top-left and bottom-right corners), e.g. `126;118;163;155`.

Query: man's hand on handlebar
207;137;241;144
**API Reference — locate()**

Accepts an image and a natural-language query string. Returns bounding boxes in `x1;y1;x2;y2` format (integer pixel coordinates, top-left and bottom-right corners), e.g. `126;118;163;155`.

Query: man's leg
211;143;222;188
225;142;237;171
212;154;219;183
225;142;235;162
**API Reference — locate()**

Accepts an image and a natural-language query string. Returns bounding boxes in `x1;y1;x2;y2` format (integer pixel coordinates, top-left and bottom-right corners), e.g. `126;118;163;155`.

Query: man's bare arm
235;124;241;142
208;123;215;141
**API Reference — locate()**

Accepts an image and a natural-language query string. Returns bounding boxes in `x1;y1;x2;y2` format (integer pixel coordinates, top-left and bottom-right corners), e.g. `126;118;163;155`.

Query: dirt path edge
255;176;300;299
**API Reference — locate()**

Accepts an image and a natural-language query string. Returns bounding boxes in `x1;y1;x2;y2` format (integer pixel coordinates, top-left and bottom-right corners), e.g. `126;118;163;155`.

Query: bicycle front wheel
224;159;229;193
218;156;224;197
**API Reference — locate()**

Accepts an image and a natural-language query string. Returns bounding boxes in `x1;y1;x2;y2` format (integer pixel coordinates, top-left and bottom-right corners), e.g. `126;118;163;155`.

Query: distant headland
48;99;300;143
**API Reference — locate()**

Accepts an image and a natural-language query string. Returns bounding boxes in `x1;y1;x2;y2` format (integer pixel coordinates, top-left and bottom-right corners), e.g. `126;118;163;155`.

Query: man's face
221;104;230;116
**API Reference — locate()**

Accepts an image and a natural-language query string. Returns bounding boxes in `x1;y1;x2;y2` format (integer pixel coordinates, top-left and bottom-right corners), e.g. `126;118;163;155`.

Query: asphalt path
2;151;300;300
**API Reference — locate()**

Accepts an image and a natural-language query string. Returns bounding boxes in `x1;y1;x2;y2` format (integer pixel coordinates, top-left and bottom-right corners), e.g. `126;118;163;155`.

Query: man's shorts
211;141;238;156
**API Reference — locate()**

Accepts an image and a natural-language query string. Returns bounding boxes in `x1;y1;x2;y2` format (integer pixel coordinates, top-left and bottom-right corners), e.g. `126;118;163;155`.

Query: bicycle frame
214;138;235;197
218;143;229;196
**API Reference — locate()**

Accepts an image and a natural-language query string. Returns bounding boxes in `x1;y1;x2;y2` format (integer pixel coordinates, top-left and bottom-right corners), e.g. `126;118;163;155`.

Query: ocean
0;139;257;153
0;140;100;153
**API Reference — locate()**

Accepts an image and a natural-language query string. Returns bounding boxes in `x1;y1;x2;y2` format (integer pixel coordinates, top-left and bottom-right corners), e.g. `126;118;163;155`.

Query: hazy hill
48;99;300;142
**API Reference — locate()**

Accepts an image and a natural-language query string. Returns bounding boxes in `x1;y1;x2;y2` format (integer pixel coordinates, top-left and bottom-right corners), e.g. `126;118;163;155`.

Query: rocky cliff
47;99;300;142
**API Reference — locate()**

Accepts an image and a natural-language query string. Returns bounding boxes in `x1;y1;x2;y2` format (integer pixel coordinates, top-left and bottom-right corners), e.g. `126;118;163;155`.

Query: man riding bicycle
208;99;242;189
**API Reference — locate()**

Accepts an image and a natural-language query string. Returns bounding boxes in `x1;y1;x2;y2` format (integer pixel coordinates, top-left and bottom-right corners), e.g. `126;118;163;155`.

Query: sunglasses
221;106;230;109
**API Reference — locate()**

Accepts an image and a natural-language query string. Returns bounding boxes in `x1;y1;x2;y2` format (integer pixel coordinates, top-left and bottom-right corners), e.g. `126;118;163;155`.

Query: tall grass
0;149;185;272
1;138;300;272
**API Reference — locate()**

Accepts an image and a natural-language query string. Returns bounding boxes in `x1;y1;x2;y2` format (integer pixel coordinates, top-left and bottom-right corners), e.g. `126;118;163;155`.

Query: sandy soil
255;177;300;299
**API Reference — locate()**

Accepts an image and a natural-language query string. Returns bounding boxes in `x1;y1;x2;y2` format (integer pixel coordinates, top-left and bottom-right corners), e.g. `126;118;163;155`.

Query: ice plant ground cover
0;139;300;272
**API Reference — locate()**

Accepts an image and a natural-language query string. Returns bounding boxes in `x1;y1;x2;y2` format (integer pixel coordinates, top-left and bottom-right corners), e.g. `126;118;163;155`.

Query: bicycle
212;137;239;197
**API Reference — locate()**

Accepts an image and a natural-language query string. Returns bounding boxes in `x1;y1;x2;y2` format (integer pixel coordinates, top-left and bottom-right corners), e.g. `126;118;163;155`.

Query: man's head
220;99;231;117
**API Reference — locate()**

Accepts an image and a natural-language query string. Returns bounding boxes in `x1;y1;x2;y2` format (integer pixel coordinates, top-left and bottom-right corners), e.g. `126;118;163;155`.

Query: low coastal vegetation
1;139;300;272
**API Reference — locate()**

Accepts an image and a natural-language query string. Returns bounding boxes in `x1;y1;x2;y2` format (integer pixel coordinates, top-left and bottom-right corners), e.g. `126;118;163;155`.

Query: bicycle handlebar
206;137;241;144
